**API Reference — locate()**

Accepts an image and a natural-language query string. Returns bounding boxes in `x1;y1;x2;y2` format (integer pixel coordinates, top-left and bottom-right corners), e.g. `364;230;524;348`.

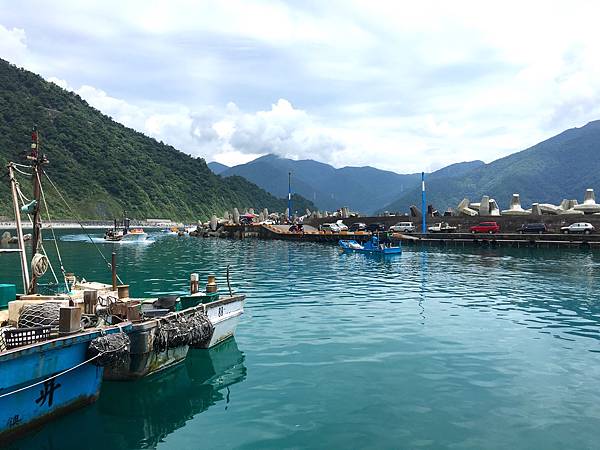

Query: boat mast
7;163;31;292
28;126;47;294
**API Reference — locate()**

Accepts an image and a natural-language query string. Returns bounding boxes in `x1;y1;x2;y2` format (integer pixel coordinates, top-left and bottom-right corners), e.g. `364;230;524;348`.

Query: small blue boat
339;235;402;255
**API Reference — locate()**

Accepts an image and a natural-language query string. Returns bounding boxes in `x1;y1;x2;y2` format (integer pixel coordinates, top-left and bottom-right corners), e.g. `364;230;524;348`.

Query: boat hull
0;326;128;443
339;239;401;255
103;311;196;381
198;295;245;349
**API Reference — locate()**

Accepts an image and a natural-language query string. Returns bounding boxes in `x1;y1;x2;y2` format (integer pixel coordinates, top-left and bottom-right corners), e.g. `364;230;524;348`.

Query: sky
2;1;600;173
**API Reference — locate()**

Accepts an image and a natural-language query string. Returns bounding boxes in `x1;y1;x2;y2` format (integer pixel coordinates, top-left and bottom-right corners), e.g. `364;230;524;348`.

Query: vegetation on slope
0;59;314;220
381;122;600;213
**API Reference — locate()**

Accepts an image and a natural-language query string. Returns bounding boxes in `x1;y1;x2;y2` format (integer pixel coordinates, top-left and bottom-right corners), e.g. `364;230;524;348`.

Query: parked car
561;222;595;234
518;223;547;234
335;220;349;232
470;221;500;234
428;222;457;233
389;221;415;233
349;222;367;232
367;223;387;233
321;223;341;233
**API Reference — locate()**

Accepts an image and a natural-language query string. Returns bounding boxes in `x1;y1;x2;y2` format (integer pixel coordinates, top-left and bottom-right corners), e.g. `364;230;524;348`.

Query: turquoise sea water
3;232;600;449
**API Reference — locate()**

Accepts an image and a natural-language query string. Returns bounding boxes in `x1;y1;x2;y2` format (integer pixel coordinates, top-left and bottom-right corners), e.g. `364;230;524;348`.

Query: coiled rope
31;253;49;278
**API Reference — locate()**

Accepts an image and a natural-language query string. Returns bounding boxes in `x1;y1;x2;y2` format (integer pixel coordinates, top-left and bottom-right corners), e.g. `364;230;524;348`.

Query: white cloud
0;25;28;66
3;1;600;172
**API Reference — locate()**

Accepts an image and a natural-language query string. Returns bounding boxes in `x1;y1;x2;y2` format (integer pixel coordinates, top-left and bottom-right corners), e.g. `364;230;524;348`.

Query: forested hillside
0;59;314;220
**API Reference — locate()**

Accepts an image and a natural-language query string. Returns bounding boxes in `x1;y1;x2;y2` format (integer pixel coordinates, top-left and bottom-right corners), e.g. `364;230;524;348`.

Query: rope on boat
0;353;102;399
0;327;129;400
31;253;49;278
43;171;123;285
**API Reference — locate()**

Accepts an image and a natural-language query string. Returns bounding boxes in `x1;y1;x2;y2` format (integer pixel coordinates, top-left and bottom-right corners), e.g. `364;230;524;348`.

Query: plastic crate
3;326;52;350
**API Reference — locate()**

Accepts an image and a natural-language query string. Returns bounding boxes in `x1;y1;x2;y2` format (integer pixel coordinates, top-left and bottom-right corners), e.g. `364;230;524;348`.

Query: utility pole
421;172;426;234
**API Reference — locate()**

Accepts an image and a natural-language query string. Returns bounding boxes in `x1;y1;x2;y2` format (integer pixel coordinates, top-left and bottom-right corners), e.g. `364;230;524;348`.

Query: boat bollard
190;273;199;294
117;284;130;299
83;290;97;314
206;275;218;293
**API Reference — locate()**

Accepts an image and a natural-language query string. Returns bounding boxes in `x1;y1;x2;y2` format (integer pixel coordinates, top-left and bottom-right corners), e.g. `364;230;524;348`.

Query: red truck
470;221;500;234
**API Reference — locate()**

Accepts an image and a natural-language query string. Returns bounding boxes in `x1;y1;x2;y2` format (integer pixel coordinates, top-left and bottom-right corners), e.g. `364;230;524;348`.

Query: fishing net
87;332;131;367
187;311;214;348
18;302;61;329
153;316;192;353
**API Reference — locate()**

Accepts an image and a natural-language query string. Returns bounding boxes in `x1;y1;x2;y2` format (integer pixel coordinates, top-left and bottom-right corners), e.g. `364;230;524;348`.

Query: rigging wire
12;166;33;177
43;170;124;284
14;176;60;285
36;167;68;287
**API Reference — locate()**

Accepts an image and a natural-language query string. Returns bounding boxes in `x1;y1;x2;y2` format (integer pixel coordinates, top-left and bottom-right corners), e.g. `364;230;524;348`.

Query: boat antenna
28;125;49;294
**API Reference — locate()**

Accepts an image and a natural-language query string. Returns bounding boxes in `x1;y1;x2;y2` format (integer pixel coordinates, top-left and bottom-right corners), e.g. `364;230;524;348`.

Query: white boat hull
197;295;245;349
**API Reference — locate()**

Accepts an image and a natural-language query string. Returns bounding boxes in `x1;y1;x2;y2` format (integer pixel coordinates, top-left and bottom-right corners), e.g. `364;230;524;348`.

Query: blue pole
288;171;292;221
421;171;426;234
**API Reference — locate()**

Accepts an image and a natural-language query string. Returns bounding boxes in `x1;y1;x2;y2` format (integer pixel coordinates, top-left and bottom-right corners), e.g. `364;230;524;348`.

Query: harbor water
2;231;600;449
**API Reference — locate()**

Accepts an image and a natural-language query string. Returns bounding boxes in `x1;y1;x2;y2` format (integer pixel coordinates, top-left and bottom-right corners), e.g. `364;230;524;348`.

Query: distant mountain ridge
207;161;229;175
381;121;600;213
220;154;483;214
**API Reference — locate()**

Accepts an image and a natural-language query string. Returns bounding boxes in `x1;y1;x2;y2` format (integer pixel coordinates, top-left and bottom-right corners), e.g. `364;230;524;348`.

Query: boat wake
60;234;155;244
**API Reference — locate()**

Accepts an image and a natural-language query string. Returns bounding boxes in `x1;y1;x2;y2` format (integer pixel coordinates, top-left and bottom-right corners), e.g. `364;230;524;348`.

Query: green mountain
0;59;314;220
221;154;484;214
382;121;600;213
221;154;423;214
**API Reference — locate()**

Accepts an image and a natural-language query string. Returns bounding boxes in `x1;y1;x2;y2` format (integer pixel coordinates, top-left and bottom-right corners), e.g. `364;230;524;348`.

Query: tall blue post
421;171;426;234
288;171;292;221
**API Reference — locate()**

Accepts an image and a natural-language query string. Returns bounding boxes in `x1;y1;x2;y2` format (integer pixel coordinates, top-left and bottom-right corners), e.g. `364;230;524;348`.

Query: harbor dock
221;223;600;249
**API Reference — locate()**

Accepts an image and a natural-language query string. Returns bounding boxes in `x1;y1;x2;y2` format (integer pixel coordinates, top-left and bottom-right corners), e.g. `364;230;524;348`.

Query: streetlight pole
288;171;292;221
421;171;426;234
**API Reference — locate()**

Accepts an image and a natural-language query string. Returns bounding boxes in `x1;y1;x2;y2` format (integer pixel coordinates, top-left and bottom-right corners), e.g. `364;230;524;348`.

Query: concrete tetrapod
501;194;530;215
574;189;600;213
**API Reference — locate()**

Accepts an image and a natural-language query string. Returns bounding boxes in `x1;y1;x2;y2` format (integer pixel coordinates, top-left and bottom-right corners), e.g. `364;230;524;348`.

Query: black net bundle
87;332;131;367
18;302;61;328
187;311;214;348
153;317;191;353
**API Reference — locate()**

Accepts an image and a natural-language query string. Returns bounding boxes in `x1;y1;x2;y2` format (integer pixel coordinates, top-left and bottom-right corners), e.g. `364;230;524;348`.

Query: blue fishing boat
0;324;130;442
1;129;132;442
339;234;402;255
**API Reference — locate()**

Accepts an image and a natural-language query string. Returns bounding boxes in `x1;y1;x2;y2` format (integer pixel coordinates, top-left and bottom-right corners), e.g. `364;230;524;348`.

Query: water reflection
7;339;246;450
